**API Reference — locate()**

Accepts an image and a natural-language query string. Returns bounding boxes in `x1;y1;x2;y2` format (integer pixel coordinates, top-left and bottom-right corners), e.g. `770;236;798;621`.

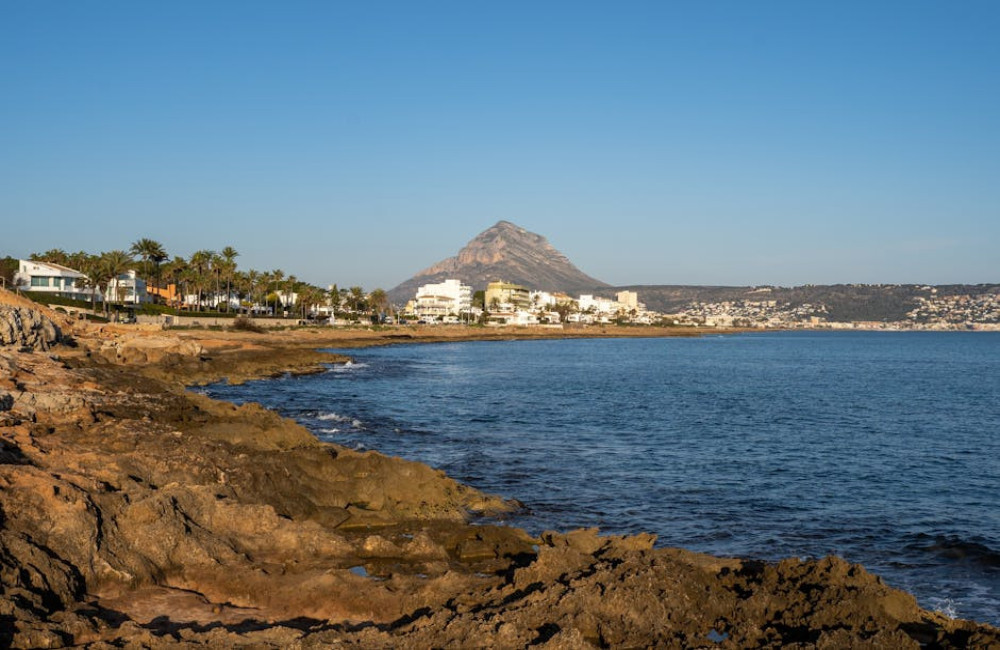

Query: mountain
388;221;608;304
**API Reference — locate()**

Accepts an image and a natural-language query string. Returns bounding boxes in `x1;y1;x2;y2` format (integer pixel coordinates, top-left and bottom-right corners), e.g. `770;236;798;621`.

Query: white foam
329;361;367;373
928;597;959;619
317;412;349;422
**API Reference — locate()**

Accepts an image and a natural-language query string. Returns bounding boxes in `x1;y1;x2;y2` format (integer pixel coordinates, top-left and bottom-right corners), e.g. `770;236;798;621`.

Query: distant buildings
617;291;639;309
14;259;99;302
403;277;665;327
413;279;472;319
485;280;530;311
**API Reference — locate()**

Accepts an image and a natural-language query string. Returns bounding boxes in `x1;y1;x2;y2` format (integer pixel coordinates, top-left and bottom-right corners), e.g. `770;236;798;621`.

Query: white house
105;270;150;304
15;260;100;302
529;291;557;309
414;279;472;319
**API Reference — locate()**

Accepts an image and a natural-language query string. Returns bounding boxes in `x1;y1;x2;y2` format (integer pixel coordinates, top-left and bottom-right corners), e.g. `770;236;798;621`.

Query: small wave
328;361;368;373
317;413;365;430
905;534;1000;568
320;427;340;434
926;597;959;619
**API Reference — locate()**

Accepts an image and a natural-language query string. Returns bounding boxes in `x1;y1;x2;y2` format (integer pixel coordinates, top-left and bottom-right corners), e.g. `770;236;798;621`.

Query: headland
1;292;997;648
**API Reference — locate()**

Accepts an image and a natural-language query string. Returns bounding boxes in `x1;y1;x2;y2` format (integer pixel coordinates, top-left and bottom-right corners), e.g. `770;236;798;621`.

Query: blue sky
2;1;998;290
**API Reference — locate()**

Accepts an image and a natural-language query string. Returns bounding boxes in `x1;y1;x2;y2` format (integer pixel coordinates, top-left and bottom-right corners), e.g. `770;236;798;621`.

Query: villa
14;259;100;302
105;270;150;304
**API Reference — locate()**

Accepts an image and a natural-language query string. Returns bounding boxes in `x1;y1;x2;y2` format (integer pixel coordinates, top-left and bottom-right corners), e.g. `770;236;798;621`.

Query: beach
2;294;998;648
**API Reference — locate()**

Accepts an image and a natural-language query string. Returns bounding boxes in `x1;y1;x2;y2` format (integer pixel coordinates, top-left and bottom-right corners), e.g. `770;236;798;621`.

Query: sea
202;331;1000;626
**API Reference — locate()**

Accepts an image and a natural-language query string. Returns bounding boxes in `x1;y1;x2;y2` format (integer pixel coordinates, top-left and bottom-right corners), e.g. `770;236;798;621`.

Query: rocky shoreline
2;294;998;648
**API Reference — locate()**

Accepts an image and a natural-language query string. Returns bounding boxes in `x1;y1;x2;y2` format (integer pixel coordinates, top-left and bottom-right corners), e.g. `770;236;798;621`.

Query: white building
529;291;557;309
15;260;100;302
617;291;639;309
487;310;539;326
578;294;620;315
105;270;150;304
414;279;472;319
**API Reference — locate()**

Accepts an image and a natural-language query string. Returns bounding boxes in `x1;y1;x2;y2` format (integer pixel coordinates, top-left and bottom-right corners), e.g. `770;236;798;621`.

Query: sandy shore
1;295;998;648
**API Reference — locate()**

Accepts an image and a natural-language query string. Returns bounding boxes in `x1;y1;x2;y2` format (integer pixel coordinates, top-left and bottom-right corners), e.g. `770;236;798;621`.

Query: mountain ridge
388;221;608;304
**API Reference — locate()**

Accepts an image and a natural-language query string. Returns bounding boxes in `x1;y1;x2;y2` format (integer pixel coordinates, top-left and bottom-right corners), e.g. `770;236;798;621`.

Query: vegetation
0;257;18;287
20;292;93;310
230;316;265;333
20;238;391;325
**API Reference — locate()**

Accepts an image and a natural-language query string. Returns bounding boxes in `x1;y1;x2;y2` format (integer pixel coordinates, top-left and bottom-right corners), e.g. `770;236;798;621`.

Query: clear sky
2;1;998;290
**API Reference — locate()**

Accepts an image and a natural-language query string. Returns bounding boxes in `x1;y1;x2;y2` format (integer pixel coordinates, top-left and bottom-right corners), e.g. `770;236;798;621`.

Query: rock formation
388;221;608;304
0;306;61;351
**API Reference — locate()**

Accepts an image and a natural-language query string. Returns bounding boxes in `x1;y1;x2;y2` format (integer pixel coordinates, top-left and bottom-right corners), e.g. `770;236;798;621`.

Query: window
31;276;50;287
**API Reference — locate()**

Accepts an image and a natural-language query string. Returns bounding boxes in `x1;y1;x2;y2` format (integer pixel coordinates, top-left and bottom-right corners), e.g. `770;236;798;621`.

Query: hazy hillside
612;284;1000;322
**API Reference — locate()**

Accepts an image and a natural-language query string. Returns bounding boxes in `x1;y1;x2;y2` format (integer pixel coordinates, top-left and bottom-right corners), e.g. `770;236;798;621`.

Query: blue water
203;332;1000;625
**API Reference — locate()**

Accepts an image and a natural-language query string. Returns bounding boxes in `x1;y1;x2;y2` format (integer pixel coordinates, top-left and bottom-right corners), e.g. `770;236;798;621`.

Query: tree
130;238;167;297
346;286;366;314
368;288;388;321
73;254;103;314
189;250;215;310
0;257;18;288
326;284;339;319
244;269;261;314
100;250;134;316
162;256;189;309
285;274;298;313
270;269;285;316
29;249;69;265
297;284;324;319
211;252;224;310
220;246;239;312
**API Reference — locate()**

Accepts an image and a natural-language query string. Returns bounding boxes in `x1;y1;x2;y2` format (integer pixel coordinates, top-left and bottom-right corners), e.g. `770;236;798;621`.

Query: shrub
230;316;265;333
136;303;177;316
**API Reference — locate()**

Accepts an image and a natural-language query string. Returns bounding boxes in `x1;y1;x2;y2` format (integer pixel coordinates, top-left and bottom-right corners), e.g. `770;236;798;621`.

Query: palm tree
244;269;260;314
162;256;188;309
270;269;284;316
130;238;167;297
285;275;297;315
220;246;239;312
189;250;214;311
296;285;319;319
210;252;224;310
74;254;102;315
30;249;69;265
100;250;134;317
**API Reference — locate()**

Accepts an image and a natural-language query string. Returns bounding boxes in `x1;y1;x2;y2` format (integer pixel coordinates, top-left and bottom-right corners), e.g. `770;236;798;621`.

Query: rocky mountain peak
388;222;607;304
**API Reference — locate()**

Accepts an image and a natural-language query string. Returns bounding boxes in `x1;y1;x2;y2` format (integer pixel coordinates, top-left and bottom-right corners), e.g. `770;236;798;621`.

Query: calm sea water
203;331;1000;625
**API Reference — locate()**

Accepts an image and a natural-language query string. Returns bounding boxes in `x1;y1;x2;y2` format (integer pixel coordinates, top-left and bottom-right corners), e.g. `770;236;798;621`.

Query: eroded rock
0;306;61;351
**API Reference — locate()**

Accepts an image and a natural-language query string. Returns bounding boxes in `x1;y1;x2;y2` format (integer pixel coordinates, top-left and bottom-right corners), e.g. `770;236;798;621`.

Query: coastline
2;299;998;647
